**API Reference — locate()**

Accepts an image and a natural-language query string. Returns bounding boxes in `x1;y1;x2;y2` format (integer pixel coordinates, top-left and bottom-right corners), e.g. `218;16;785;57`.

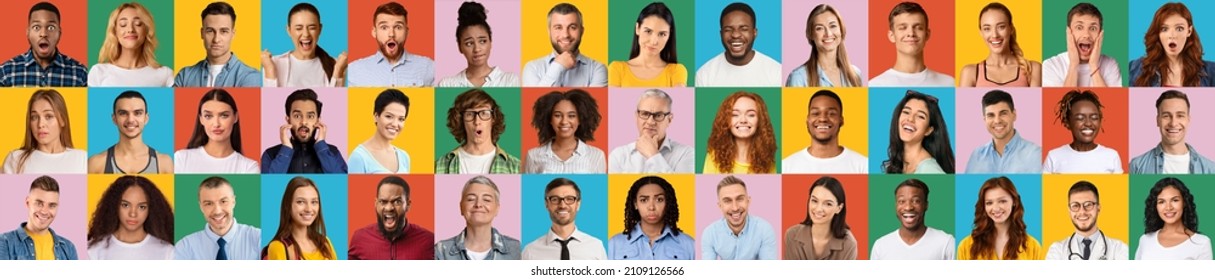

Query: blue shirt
700;215;778;260
607;224;694;260
965;131;1043;174
0;49;88;87
1130;143;1215;174
174;220;261;260
173;53;262;87
347;144;411;174
785;64;862;87
0;223;78;260
522;52;607;87
434;227;521;260
347;51;434;87
260;140;348;174
1129;57;1215;87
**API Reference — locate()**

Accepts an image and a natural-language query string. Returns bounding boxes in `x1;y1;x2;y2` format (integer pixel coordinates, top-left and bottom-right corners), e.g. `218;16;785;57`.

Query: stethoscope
1067;230;1109;260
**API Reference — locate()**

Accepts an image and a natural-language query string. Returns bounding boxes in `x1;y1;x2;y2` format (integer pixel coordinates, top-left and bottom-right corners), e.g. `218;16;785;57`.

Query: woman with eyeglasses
882;90;955;174
434;89;521;174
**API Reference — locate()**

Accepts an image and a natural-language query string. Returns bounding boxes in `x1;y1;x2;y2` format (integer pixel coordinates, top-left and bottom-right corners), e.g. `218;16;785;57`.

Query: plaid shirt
434;146;521;174
0;49;88;87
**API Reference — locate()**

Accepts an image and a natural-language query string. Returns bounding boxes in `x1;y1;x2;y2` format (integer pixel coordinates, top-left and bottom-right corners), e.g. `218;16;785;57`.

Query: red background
867;0;955;80
0;0;90;63
1041;88;1130;172
347;0;435;60
173;87;262;163
346;174;435;241
781;174;870;260
519;87;610;167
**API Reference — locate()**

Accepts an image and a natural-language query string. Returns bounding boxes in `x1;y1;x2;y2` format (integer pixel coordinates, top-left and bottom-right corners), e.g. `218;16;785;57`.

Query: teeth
1082;129;1094;135
815;125;830;130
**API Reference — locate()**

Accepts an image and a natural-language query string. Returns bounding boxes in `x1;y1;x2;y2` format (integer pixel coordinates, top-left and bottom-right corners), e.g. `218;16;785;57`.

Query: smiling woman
262;176;336;260
1043;89;1122;174
959;2;1041;87
957;176;1043;260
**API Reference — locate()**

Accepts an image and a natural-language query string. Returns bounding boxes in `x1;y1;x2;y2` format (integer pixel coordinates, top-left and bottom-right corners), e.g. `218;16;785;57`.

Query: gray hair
547;3;583;28
462;175;501;200
639;89;673;110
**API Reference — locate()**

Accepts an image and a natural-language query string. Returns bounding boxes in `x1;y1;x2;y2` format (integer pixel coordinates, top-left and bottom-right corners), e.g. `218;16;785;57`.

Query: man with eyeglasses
348;176;434;260
700;176;776;260
435;89;521;174
0;2;88;87
522;177;606;260
782;89;867;173
608;89;694;173
1046;180;1128;260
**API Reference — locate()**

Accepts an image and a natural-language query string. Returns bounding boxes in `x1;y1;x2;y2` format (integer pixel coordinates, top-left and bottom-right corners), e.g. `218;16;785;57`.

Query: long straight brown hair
969;176;1029;260
18;89;74;174
267;176;332;259
803;4;861;87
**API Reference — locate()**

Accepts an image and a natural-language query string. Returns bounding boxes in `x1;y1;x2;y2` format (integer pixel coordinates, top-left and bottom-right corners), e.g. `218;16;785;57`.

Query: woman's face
811;12;842;53
1066;100;1101;145
462;103;495;146
288;11;322;58
897;98;933;144
29;99;61;148
290;186;319;227
118;186;148;233
635;184;667;227
635;15;671;58
460;183;499;226
807;186;841;226
1158;14;1192;57
115;7;148;51
199;100;237;144
730;97;758;139
1156;186;1184;226
984;187;1013;225
979;9;1012;54
551;100;579;141
458;25;492;67
376;103;407;141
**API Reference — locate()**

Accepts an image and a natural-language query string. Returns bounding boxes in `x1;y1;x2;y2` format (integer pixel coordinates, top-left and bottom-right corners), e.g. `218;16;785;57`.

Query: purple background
259;87;350;159
1129;88;1215;159
433;174;522;242
954;88;1043;172
0;175;89;259
434;0;522;83
606;88;697;155
780;0;869;84
693;174;782;259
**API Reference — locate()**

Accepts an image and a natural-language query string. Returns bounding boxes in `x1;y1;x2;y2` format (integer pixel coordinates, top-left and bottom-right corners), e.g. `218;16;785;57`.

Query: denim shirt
173;53;262;87
608;224;695;260
1130;143;1215;174
0;222;79;260
434;227;521;260
964;131;1043;174
1129;58;1215;87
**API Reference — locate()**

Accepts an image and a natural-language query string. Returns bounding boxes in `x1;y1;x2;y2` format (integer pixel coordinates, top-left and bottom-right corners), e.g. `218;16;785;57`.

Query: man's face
717;184;750;231
1069;14;1101;62
28;10;61;61
1069;190;1100;233
719;10;756;62
887;13;929;56
462;104;494;146
1157;98;1189;147
545;185;580;227
287;100;319;142
198;185;236;234
376;183;408;236
548;12;582;53
25;188;59;233
201;14;234;60
112;97;148;140
807;96;842;144
983;102;1016;142
635;97;672;141
895;186;926;230
373;13;407;61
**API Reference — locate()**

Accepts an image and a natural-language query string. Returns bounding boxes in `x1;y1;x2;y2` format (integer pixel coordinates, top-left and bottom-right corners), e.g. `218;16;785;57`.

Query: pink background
693;174;783;259
606;88;697;156
780;0;869;84
434;0;522;82
1129;88;1215;159
433;174;522;242
0;175;89;259
259;87;350;159
954;88;1043;172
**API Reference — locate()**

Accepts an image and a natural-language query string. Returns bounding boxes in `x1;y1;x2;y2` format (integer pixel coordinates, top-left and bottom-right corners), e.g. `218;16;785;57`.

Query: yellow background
954;0;1042;85
780;87;869;159
0;88;88;155
173;0;263;73
521;0;608;72
86;174;176;225
608;174;696;239
346;88;436;173
1041;175;1130;249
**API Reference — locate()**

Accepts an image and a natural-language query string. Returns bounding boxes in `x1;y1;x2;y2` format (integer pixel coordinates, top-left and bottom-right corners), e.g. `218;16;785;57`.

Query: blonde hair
97;2;160;68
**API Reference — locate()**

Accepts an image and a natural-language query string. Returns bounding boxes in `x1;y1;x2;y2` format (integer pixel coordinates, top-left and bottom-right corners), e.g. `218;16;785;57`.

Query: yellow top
957;234;1045;260
702;152;756;174
266;238;338;260
608;61;687;87
25;228;54;260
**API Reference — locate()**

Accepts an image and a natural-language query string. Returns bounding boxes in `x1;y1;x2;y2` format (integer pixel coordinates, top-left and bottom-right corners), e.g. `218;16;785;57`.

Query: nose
127;206;137;218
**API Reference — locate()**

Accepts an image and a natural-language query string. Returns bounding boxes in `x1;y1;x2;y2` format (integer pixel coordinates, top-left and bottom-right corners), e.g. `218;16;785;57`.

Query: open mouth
1169;42;1178;50
729;41;745;53
1163;211;1178;219
728;211;744;221
989;39;1004;48
814;124;832;133
901;213;918;223
382;212;397;227
297;127;311;135
1078;43;1093;53
385;41;398;52
734;124;752;133
209;213;228;225
901;123;917;133
37;42;50;51
299;39;314;51
1081;128;1095;136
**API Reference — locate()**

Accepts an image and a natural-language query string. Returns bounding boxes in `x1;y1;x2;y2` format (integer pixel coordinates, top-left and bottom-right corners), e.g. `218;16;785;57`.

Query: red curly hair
707;91;776;173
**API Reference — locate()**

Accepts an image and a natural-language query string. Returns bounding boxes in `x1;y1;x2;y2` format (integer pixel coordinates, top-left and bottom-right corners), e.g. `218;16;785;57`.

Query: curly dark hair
86;176;174;248
446;89;507;145
531;89;601;144
622;176;682;239
1145;177;1200;235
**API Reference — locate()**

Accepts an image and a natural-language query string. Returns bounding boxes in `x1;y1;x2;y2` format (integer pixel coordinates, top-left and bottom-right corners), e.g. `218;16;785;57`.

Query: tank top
103;145;160;174
975;60;1030;87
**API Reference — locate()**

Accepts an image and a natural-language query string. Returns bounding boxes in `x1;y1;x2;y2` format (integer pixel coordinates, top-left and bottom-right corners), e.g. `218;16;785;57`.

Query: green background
1128;175;1215;259
88;0;175;68
1041;0;1129;86
868;175;957;248
433;88;523;163
173;174;262;242
694;87;782;173
608;0;696;86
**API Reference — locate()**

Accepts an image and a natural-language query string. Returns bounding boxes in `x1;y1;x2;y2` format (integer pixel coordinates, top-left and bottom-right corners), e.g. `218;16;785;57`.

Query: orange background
867;0;955;80
172;87;262;163
345;174;435;241
519;87;610;166
0;0;90;63
781;174;870;260
346;0;435;61
1040;88;1129;172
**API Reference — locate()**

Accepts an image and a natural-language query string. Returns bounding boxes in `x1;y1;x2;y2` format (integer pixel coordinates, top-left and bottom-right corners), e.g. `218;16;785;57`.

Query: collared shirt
173;53;262;87
700;215;778;260
964;131;1043;174
0;49;88;87
434;227;521;260
608;138;695;173
607;224;695;260
437;66;520;87
348;223;435;260
173;220;261;260
782;224;857;260
521;227;607;260
434;146;521;174
1045;230;1130;260
0;223;78;260
524;140;606;174
1130;143;1215;174
260;139;348;174
522;52;607;87
347;51;434;87
785;64;864;87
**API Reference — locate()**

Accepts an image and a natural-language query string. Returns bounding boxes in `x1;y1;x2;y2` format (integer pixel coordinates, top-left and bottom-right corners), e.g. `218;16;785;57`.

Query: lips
296;127;311;135
644;214;660;222
901;123;917;134
1078;43;1093;53
210;129;225;136
814;124;832;132
558;125;574;133
299;39;314;51
989;38;1004;48
729;41;745;53
209;213;228;226
1168;42;1178;50
989;210;1007;221
382;212;398;227
36;131;48;138
734;123;752;132
37;41;50;51
900;213;918;223
125;219;139;226
1081;128;1095;136
991;123;1007;135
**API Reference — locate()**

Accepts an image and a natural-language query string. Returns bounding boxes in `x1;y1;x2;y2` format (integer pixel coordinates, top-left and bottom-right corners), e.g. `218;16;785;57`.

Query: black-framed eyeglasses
1069;201;1098;212
637;110;671;121
462;109;494;121
547;195;580;205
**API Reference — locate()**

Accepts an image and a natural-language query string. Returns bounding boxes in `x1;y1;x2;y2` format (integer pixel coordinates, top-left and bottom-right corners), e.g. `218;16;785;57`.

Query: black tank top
103;145;159;174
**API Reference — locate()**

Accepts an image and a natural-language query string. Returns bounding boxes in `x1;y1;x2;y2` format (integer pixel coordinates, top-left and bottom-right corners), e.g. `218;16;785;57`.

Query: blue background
260;174;349;260
521;174;608;252
954;174;1043;246
86;87;176;160
1127;0;1215;63
866;87;957;174
693;0;783;71
261;0;349;58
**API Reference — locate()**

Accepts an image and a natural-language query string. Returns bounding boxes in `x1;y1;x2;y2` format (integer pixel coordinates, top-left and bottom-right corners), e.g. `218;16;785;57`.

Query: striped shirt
524;140;606;174
0;49;88;87
346;51;434;87
434;146;521;174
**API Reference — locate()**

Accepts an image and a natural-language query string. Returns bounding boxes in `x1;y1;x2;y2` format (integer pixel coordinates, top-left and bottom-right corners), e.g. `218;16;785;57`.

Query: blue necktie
216;237;228;260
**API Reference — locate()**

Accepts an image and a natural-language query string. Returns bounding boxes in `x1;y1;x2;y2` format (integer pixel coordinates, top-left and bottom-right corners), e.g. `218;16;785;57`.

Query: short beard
379;41;402;61
551;40;581;55
377;214;406;241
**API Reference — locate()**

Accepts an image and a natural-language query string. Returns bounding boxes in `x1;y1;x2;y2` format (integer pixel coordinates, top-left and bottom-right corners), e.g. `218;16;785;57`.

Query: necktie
1081;238;1092;260
217;237;228;260
555;238;571;260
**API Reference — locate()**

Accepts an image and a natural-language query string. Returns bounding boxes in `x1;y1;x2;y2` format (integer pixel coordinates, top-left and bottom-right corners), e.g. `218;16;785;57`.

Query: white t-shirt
694;51;782;87
264;52;332;87
869;68;954;87
208;64;225;87
87;234;174;260
781;146;868;174
1041;53;1123;87
1043;144;1123;174
870;227;956;260
2;148;87;174
467;248;490;260
457;148;495;174
173;147;260;174
1135;231;1213;260
1163;152;1190;174
87;63;174;87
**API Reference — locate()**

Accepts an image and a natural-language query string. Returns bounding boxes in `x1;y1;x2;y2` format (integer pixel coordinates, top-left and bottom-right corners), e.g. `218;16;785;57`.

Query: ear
635;22;642;35
888;30;896;43
925;124;934;136
925;28;932;41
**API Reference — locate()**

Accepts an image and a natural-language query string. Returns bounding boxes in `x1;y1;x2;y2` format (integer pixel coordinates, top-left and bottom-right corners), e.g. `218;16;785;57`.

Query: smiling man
174;176;261;260
522;177;606;260
348;176;434;260
348;2;435;87
522;2;607;87
964;90;1041;173
174;1;261;87
0;176;78;260
699;176;776;260
782;90;867;173
87;91;174;174
0;2;88;87
870;178;955;260
1042;2;1122;87
869;1;953;86
694;2;781;87
1045;181;1128;260
1130;90;1215;174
